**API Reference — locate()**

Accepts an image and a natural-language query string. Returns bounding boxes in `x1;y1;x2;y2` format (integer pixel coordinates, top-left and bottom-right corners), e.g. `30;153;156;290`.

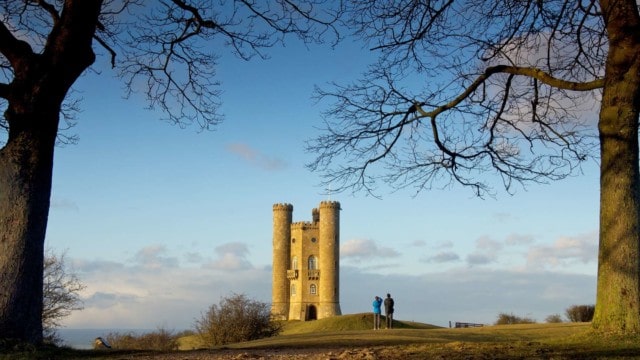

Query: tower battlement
291;221;318;230
319;201;341;209
271;201;342;321
273;203;293;211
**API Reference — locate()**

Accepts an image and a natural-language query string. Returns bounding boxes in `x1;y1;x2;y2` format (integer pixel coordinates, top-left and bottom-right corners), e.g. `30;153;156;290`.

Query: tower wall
287;222;319;320
271;203;293;320
271;201;341;321
318;201;342;318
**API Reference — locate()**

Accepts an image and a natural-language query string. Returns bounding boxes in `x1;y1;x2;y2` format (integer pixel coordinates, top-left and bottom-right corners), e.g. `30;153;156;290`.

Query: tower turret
271;203;293;320
318;201;342;318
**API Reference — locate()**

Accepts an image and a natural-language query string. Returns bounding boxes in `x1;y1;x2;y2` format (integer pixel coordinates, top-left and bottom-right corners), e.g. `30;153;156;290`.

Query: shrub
545;314;563;323
494;312;536;325
195;293;281;346
100;327;179;350
565;305;595;322
43;249;86;345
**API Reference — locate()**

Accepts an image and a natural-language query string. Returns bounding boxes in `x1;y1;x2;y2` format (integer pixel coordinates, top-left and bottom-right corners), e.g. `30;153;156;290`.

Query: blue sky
44;33;599;331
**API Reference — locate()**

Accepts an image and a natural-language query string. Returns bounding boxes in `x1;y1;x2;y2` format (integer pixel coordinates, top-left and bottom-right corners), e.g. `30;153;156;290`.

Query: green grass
6;314;640;359
190;314;640;358
279;312;439;334
217;315;592;350
178;312;439;349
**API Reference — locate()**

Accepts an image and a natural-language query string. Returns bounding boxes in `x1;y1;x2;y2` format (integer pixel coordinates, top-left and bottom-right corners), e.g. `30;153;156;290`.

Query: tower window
291;284;296;296
311;237;317;243
310;284;317;295
292;256;298;270
308;256;318;270
292;238;296;243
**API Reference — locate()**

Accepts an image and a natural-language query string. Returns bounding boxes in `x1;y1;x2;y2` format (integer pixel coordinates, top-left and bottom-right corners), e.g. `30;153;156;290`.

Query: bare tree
307;0;640;333
0;1;340;344
42;249;85;344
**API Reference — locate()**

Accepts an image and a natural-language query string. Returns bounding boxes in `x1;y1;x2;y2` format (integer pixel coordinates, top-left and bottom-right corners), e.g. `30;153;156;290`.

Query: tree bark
592;0;640;333
0;114;58;343
0;0;102;343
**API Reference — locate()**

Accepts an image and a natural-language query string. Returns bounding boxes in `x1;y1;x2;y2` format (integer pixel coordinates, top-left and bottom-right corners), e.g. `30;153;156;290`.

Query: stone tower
271;201;342;321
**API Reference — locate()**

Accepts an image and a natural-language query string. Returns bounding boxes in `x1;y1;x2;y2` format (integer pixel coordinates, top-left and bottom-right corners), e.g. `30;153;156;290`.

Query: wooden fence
450;321;484;328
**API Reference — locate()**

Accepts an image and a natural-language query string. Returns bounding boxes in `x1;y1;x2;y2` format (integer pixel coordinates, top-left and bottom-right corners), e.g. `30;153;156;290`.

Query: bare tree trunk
0;0;101;343
593;0;640;332
0;113;58;343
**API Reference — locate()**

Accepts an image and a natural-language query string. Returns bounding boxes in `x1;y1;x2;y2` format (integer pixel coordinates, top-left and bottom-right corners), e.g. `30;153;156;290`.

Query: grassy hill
178;313;439;349
177;314;640;359
179;313;589;350
279;312;440;334
6;314;640;358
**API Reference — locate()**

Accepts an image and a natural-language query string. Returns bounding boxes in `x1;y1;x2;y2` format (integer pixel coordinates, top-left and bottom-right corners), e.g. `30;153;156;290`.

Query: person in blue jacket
372;296;383;330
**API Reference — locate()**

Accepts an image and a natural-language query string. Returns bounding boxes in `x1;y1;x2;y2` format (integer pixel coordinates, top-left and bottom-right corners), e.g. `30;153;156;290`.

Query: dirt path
97;347;380;360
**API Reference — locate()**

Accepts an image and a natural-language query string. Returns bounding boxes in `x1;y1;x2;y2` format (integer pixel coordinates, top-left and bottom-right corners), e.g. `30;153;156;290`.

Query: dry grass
6;314;640;359
174;314;640;358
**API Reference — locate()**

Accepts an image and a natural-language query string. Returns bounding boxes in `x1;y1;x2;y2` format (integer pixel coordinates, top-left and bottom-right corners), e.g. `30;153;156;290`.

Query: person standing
372;296;382;330
384;293;395;329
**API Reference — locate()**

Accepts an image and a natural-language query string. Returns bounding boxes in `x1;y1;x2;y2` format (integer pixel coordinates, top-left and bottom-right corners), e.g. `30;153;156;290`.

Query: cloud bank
61;230;597;330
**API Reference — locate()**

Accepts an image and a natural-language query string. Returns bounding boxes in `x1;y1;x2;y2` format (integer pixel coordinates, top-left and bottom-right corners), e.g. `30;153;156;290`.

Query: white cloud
492;212;514;223
72;259;124;273
65;257;271;329
225;142;287;171
464;236;502;266
433;240;454;249
422;251;460;263
60;231;598;331
466;252;496;266
411;240;426;247
341;238;401;261
475;236;503;252
133;245;179;269
341;266;596;326
505;233;535;246
50;198;79;211
206;242;252;270
526;232;597;269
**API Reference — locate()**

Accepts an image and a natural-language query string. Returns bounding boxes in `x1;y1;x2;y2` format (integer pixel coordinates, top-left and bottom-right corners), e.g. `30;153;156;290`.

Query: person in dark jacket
384;293;395;329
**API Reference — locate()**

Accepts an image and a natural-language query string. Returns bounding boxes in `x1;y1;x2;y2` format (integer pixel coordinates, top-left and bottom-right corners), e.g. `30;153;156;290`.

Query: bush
494;312;536;325
195;293;281;346
43;249;86;345
100;327;179;350
565;305;595;322
545;314;563;323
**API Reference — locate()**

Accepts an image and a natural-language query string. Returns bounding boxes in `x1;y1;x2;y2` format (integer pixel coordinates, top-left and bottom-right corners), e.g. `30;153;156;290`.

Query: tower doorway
306;305;317;320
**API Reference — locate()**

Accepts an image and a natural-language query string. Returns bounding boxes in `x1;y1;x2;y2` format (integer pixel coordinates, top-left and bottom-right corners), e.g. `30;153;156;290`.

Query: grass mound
280;313;440;335
178;313;439;350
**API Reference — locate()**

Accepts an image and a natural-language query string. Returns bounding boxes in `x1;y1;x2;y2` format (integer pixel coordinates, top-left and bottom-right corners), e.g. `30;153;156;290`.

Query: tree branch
0;21;35;69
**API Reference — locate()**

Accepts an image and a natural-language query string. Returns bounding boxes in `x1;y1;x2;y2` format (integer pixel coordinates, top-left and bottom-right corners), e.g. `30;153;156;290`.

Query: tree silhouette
42;250;85;344
0;0;339;344
307;0;640;333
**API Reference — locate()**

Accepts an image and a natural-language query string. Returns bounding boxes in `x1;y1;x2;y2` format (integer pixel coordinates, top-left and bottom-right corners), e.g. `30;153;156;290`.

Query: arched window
291;284;296;296
308;255;318;270
292;256;298;270
310;284;317;295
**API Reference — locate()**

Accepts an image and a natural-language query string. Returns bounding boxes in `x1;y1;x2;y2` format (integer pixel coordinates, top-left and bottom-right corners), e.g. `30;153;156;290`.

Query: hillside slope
280;313;441;334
